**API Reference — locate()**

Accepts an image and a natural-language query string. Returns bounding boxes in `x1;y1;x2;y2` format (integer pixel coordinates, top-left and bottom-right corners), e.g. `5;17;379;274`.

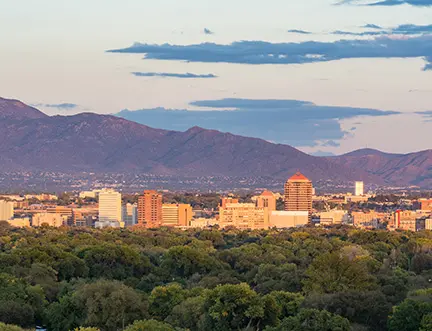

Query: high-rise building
137;190;162;228
219;203;269;230
0;200;14;221
162;204;193;227
355;181;364;196
256;190;277;211
122;203;138;227
284;172;313;219
98;189;122;224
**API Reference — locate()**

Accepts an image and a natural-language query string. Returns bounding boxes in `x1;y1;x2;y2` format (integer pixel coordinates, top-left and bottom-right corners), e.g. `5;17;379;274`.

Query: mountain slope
0;97;381;184
330;149;432;187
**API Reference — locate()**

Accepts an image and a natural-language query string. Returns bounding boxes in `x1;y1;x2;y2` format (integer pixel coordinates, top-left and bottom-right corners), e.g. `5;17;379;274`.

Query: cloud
107;35;432;70
322;140;341;147
416;110;432;118
332;24;432;36
287;29;312;34
115;98;399;147
34;103;78;110
311;151;337;156
423;56;432;70
362;24;382;29
132;72;217;78
204;28;214;35
339;0;432;6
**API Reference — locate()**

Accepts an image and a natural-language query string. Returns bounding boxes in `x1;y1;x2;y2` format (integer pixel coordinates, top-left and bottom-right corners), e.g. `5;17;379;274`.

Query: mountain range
0;97;430;188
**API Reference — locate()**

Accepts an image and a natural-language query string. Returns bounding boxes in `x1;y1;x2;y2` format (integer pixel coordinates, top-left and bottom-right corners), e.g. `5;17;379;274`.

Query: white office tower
97;189;123;227
122;203;138;226
0;200;14;221
355;181;364;196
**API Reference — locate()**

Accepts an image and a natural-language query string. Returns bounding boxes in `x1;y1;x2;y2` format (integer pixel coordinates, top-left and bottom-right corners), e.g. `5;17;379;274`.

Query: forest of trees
0;222;431;331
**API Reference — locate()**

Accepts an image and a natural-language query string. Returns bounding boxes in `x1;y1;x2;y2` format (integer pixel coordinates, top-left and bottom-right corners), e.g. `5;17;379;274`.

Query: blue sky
0;0;431;155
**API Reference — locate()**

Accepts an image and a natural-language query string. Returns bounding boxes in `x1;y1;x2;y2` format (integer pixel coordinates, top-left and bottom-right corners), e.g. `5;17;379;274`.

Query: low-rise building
7;218;30;228
32;213;64;227
219;203;269;230
317;210;347;226
269;211;308;228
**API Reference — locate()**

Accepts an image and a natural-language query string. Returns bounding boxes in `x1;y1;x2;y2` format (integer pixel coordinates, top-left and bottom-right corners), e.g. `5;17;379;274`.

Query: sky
0;0;431;155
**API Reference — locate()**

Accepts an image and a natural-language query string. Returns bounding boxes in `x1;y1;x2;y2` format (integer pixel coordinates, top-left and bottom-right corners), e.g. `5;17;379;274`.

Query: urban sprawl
1;172;431;232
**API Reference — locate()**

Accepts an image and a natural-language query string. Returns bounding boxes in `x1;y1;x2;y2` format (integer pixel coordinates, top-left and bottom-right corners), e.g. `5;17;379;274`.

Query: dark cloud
204;28;214;35
132;72;217;78
368;0;432;6
35;103;78;110
115;98;399;147
332;24;432;36
416;110;432;118
331;30;387;36
107;35;432;70
339;0;432;6
287;29;312;34
362;24;383;29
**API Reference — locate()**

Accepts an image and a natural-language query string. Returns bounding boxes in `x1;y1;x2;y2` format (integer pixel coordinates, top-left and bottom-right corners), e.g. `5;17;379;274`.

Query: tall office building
355;181;364;196
256;190;277;211
0;200;14;221
162;204;193;227
137;190;163;228
284;172;313;219
98;189;122;224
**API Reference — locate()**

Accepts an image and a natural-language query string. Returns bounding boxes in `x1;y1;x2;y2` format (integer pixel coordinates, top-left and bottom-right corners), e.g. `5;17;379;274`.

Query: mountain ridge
0;97;430;187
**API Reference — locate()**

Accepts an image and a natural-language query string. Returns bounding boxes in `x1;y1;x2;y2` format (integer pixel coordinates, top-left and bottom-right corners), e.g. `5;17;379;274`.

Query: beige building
355;181;364;196
190;218;218;228
284;172;313;220
0;200;14;221
256;190;277;211
394;210;425;232
270;211;308;228
318;210;347;226
352;211;384;228
219;203;270;230
7;218;30;228
32;213;64;227
98;189;122;224
426;219;432;231
162;204;193;227
47;206;73;225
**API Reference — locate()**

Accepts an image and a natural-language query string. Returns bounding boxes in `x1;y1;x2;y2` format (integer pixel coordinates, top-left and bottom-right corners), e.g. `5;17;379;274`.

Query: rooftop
288;172;311;182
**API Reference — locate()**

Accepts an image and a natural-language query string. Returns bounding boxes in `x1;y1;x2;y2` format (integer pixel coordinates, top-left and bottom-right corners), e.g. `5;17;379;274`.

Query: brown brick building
137;190;162;228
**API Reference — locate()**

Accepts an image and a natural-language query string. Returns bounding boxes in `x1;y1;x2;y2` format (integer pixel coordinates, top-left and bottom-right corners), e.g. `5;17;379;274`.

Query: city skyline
1;0;431;155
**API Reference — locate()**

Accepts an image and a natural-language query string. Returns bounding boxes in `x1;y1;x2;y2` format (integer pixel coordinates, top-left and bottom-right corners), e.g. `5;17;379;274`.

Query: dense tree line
0;221;431;331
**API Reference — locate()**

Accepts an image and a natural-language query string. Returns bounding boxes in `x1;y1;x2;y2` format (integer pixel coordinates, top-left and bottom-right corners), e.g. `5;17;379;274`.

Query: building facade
32;213;64;227
355;181;364;196
0;200;14;221
269;211;308;228
284;172;313;220
256;190;277;211
219;203;269;230
122;203;138;227
98;189;122;224
137;190;163;228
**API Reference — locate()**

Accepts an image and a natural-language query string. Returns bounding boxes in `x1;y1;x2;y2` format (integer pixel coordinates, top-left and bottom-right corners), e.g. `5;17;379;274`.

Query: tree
264;309;351;331
149;284;185;320
388;289;432;331
303;251;376;294
124;319;175;331
76;280;148;331
0;322;28;331
167;295;206;330
202;283;264;331
420;313;432;331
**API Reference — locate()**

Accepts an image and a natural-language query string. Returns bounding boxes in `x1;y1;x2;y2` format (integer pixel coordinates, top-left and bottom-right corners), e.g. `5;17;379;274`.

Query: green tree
149;284;185;320
303;251;376;294
202;283;264;331
124;319;175;331
420;313;432;331
0;322;28;331
264;309;351;331
167;295;206;330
